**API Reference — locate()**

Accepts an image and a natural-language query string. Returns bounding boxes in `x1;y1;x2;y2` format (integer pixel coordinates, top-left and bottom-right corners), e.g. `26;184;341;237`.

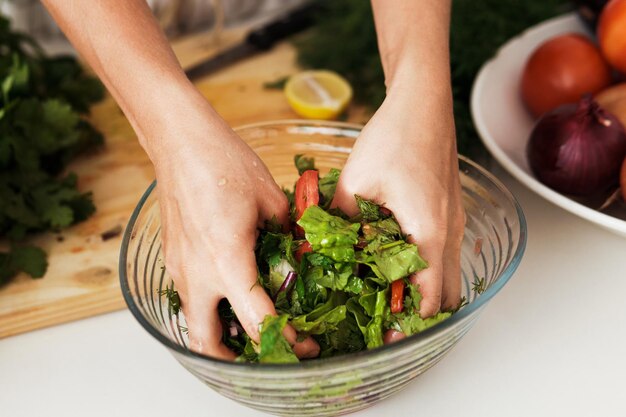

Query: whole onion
573;0;610;28
527;95;626;196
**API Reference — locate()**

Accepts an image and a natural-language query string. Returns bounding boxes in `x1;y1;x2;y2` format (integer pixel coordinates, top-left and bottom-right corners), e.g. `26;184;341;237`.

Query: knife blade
185;2;319;80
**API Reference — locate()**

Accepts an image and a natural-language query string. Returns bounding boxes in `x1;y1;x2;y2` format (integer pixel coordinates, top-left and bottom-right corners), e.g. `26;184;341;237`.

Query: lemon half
284;70;353;120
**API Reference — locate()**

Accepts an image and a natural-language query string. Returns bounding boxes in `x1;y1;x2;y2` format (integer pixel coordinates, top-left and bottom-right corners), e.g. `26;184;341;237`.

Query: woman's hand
332;91;464;317
333;0;462;318
147;95;319;360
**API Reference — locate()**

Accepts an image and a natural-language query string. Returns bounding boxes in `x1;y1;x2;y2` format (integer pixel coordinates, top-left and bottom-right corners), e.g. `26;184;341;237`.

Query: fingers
441;230;463;311
183;290;237;361
330;175;366;217
409;238;445;318
257;186;290;229
222;255;320;359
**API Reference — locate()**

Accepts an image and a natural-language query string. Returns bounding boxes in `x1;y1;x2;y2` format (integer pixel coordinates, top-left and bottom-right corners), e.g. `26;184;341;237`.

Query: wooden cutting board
0;29;369;338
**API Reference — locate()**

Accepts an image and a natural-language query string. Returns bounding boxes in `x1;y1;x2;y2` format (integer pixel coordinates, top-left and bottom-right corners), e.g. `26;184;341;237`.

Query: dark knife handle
246;2;320;50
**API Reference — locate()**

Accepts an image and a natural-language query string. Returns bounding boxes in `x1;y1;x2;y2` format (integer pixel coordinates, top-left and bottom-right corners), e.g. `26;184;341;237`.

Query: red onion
527;95;626;196
273;271;297;301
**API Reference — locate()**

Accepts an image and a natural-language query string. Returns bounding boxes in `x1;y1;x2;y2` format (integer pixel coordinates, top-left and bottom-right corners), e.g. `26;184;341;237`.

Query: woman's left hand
332;91;464;317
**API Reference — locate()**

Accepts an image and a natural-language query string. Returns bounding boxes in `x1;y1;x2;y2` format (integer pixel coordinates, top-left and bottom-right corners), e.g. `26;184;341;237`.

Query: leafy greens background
296;0;569;155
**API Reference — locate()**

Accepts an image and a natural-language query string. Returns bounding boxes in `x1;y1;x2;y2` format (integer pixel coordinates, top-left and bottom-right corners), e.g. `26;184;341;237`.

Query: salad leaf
301;268;328;312
308;261;360;293
390;311;452;337
297;206;360;262
258;314;299;364
318;168;341;208
291;291;347;335
365;316;385;349
235;335;259;363
355;287;389;348
371;241;428;283
294;154;315;175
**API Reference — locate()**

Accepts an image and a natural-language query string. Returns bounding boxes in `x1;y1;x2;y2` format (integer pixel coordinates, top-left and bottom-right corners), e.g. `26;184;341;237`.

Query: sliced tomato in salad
390;279;405;314
294;170;320;238
295;170;320;219
295;241;313;262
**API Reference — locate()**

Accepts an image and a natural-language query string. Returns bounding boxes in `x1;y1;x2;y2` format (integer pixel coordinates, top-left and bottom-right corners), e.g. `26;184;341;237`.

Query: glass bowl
119;120;527;416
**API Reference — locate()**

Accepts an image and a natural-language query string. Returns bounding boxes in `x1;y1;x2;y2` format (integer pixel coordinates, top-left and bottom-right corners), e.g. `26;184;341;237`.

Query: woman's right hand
40;0;318;361
143;91;319;360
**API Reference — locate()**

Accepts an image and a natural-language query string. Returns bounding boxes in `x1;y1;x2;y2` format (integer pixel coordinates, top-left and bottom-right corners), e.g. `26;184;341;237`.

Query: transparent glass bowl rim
119;119;528;370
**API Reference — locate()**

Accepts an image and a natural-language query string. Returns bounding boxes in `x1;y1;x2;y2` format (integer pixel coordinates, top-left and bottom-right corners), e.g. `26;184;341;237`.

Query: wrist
131;82;226;164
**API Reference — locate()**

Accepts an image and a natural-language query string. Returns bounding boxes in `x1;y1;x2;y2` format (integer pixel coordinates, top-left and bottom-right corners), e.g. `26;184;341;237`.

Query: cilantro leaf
9;246;48;278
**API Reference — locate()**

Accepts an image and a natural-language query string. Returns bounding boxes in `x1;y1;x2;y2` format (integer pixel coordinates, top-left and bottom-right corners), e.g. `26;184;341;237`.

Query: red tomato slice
390;280;405;314
295;241;313;262
295;170;320;219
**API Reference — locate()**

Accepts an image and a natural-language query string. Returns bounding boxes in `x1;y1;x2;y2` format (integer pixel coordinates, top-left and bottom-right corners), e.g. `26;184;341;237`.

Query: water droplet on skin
226;152;233;159
218;178;227;186
258;176;265;182
252;160;258;167
233;233;239;239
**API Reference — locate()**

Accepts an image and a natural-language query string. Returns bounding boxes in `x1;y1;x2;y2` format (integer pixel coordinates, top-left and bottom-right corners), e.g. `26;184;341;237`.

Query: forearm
41;0;220;161
371;0;454;145
371;0;452;93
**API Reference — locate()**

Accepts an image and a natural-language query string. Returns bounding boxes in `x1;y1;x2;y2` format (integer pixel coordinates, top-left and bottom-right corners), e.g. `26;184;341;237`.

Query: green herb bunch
295;0;568;155
0;15;104;284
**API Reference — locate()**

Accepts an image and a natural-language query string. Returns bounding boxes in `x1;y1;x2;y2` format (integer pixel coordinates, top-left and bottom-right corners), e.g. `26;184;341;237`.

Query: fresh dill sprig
471;277;486;295
158;282;181;316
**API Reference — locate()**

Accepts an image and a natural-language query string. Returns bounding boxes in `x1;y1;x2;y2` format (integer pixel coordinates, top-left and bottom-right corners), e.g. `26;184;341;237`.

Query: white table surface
2;168;626;417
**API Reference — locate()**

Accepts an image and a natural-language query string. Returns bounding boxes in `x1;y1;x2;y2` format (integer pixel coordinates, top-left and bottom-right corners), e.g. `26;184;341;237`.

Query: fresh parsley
0;14;104;283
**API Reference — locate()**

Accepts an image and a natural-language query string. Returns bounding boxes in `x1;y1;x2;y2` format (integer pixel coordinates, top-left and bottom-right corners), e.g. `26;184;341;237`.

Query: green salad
218;156;454;363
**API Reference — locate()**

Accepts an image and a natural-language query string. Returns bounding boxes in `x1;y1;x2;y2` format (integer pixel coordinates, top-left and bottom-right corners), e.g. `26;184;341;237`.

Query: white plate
471;12;626;237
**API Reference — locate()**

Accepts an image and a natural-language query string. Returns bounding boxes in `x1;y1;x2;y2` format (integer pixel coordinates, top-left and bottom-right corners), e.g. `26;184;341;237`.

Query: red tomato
295;170;319;219
598;0;626;74
390;280;405;314
295;241;313;262
521;34;612;117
